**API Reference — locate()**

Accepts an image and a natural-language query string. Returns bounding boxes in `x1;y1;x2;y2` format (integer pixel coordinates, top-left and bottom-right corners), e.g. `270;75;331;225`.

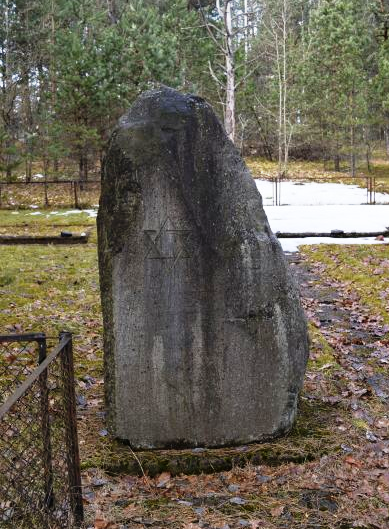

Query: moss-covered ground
0;211;388;528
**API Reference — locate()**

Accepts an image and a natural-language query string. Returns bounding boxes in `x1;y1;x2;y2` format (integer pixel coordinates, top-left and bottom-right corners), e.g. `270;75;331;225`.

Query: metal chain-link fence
0;332;83;528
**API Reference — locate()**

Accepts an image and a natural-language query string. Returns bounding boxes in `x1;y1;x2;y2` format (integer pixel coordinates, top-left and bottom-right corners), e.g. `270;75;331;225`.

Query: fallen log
276;230;389;239
0;233;89;245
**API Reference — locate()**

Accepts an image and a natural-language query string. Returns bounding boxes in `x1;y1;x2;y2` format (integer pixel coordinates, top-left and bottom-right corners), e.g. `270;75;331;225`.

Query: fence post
44;180;49;207
73;181;80;209
369;176;373;204
37;333;54;510
59;331;84;526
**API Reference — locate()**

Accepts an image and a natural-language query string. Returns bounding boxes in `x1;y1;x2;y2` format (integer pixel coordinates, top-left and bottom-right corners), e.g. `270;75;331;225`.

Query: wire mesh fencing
0;332;83;528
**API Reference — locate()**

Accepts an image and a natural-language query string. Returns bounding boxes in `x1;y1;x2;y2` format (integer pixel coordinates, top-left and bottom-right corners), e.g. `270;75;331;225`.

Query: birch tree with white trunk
253;0;297;203
193;0;259;143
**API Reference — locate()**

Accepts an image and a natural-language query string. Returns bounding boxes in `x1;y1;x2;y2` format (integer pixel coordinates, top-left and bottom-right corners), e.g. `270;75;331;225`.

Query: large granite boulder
97;87;309;449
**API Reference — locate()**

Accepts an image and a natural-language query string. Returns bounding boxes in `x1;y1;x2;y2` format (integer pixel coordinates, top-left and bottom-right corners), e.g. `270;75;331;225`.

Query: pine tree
301;0;374;174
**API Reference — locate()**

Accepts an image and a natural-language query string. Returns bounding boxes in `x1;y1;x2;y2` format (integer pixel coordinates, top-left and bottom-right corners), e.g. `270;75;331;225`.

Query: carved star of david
144;217;192;270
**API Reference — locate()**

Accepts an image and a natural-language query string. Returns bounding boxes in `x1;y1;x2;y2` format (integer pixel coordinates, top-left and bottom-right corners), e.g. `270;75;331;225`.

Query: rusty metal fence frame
0;332;84;528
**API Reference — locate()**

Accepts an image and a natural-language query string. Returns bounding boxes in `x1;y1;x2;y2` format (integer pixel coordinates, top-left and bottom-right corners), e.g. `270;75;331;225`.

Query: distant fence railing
1;174;389;209
0;180;100;209
267;174;389;205
0;332;83;528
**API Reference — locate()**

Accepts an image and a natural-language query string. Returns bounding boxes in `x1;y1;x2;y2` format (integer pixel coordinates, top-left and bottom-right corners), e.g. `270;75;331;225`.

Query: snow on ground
255;180;389;252
50;209;97;218
8;182;388;253
265;204;389;233
279;236;387;253
255;179;389;206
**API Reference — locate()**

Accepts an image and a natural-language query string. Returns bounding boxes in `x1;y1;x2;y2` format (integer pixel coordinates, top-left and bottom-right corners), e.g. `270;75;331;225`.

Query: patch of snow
56;209;82;216
265;205;389;233
86;210;97;218
255;179;389;206
280;237;387;253
29;211;42;216
33;173;44;179
11;211;19;215
53;209;97;217
30;205;39;209
255;180;389;252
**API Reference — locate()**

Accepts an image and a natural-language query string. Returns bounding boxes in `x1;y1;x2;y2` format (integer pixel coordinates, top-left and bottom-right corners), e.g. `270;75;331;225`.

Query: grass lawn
0;210;388;528
300;244;389;324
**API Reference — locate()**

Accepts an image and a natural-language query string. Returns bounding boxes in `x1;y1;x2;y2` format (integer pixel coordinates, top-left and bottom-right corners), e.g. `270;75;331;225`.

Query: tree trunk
225;0;235;143
23;88;33;182
25;159;32;183
79;154;84;183
334;154;340;172
2;2;17;183
20;7;34;184
106;0;119;23
83;156;88;182
350;123;356;177
251;108;273;161
349;89;356;178
244;0;248;65
79;151;88;190
366;147;371;172
6;166;12;182
364;127;371;172
350;152;356;177
282;0;288;178
385;128;389;159
43;158;49;207
50;0;59;174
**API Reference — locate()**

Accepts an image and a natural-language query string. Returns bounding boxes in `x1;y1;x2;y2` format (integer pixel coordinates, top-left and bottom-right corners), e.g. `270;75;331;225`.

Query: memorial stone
97;87;309;449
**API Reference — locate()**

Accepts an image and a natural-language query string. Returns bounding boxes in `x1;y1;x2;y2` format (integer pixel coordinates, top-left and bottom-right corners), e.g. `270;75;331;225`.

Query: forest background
1;0;389;183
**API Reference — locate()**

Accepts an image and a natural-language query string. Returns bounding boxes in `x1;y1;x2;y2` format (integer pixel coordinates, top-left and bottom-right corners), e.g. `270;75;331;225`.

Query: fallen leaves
156;472;171;488
269;505;285;517
345;456;363;467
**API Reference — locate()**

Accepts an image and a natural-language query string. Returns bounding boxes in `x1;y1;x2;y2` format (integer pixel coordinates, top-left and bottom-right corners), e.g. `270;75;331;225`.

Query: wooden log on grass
0;233;89;245
276;230;389;239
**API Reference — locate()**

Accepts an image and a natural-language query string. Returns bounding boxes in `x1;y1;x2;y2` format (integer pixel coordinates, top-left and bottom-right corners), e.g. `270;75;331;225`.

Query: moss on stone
81;400;339;476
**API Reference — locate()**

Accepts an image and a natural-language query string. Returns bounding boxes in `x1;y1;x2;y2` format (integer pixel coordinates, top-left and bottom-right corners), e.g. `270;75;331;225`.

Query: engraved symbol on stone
144;217;192;269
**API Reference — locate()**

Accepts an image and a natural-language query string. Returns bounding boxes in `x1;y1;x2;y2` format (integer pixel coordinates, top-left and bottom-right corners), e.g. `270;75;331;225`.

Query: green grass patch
308;323;338;371
300;244;389;324
0;243;100;333
0;212;102;384
0;209;96;227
